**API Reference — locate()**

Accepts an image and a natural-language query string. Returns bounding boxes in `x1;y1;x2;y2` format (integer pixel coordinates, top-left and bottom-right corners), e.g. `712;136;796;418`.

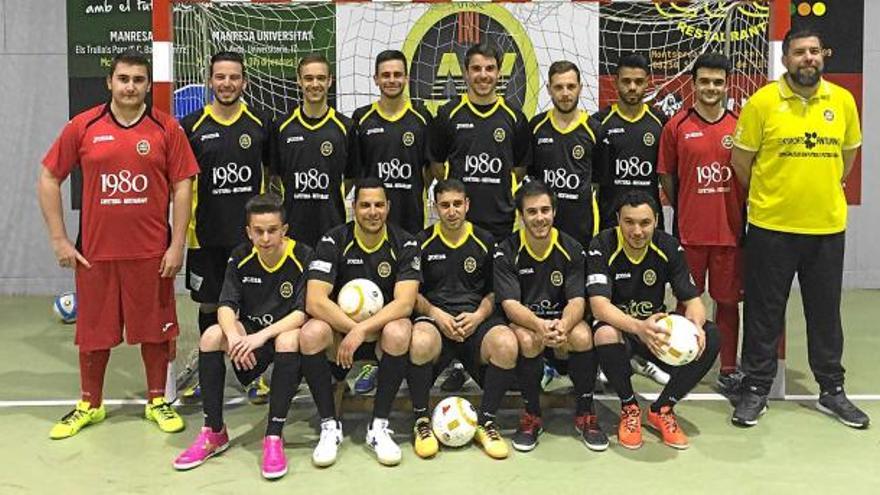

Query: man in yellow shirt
730;29;868;429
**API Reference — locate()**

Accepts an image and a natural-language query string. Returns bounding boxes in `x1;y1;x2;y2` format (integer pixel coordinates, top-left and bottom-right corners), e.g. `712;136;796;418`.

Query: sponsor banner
67;1;153;79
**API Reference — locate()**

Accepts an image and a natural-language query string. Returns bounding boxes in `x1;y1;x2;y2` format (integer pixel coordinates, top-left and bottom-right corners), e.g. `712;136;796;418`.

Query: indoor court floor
1;291;878;494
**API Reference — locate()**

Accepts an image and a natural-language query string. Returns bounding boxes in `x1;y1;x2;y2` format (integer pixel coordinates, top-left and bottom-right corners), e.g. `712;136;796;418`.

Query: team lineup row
37;29;869;482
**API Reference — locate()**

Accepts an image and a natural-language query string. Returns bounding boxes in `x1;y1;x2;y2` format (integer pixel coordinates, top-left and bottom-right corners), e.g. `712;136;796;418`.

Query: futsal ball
52;291;77;324
337;278;384;322
654;314;700;366
431;396;478;447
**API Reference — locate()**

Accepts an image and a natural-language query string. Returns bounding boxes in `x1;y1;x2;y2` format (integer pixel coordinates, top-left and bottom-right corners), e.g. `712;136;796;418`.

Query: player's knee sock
301;352;335;420
141;341;170;400
479;363;513;425
655;326;720;410
374;352;408;420
716;302;740;374
79;349;110;407
515;355;543;417
199;350;226;432
596;344;637;406
407;362;433;419
568;349;598;415
265;352;301;437
197;310;217;336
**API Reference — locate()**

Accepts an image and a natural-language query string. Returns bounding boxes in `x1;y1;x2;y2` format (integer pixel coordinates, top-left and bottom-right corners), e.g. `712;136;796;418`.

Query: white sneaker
597;369;609;386
631;357;670;385
366;418;401;466
312;419;342;467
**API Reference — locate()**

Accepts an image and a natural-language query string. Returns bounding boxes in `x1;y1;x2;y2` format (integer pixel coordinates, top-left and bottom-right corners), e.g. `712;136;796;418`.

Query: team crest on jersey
643;269;657;286
824;109;835;122
279;281;294;299
377;261;392;278
320;140;334;157
239;133;252;149
136;139;150;156
721;134;734;150
550;270;564;287
402;131;415;147
493;128;506;143
572;145;585;160
642;132;655;146
463;256;477;273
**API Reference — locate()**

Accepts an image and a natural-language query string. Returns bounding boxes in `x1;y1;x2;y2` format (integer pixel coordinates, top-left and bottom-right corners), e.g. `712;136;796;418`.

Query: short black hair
297;52;331;76
245;192;286;223
375;50;408;75
433;178;467;201
353;177;386;203
615;189;659;217
548;60;580;84
110;49;151;80
783;29;823;55
616;53;650;75
464;43;501;69
515;180;556;213
210;51;246;77
691;52;731;79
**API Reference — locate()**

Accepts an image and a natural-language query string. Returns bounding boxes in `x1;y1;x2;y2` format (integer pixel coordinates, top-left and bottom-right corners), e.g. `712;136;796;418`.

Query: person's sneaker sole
262;466;288;480
731;405;767;427
618;439;642;450
815;401;870;429
173;443;230;470
574;426;608;452
511;441;538;452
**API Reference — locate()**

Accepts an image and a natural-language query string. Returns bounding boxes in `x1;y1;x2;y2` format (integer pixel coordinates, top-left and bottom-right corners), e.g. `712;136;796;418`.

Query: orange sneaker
647;405;689;450
618;403;643;449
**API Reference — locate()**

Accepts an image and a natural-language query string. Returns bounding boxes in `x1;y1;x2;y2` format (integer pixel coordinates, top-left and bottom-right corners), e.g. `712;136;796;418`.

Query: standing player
38;50;198;438
273;53;356;248
429;42;532;240
594;53;670;385
408;179;518;459
173;193;311;480
299;178;420;467
588;190;720;450
494;181;605;452
180;51;273;402
352;50;432;234
658;53;746;395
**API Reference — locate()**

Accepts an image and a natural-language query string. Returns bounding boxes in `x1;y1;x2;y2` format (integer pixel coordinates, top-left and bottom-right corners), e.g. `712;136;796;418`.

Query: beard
551;99;577;114
792;65;822;87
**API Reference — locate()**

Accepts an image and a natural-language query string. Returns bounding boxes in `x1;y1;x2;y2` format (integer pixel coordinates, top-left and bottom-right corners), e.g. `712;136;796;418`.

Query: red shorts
682;245;743;304
75;257;179;351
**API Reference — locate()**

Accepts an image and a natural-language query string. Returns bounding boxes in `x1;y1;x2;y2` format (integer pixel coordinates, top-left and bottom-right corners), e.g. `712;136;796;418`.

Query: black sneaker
716;370;745;397
440;363;467;392
732;388;768;427
816;391;870;429
575;413;609;452
511;413;543;452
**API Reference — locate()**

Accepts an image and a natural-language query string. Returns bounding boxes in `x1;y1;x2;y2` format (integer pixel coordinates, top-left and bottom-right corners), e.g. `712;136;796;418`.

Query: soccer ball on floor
337;278;384;322
654;314;700;366
52;291;77;324
432;396;478;447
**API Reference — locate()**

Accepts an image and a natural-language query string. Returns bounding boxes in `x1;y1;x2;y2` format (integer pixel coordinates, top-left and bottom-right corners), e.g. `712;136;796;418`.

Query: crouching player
588;190;720;450
408;179;518;459
173;193;312;479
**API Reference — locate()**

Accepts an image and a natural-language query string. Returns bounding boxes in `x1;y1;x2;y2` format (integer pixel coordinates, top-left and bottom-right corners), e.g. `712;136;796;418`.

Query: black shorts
330;341;379;382
230;336;276;386
186;246;235;304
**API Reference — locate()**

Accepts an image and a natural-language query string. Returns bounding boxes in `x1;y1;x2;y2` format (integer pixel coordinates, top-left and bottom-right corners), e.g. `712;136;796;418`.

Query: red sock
715;302;740;374
80;350;110;407
141;342;170;401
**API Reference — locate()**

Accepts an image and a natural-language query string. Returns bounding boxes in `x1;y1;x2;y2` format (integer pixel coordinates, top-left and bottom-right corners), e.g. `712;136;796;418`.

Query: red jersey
42;104;199;261
658;108;745;247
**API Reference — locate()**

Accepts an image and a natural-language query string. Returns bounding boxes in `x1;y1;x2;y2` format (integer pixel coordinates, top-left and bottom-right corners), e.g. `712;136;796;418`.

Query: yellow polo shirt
734;76;861;234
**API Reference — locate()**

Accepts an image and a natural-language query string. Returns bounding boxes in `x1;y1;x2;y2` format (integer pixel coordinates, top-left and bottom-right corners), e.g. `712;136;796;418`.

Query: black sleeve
526;114;541;180
218;254;243;313
395;235;423;283
269;118;283;179
343;116;359;180
492;240;520;303
307;231;340;286
667;239;700;302
564;241;586;301
415;102;434;171
427;105;452;164
293;243;314;312
261;113;273;172
480;231;496;297
585;236;613;299
513;109;532;170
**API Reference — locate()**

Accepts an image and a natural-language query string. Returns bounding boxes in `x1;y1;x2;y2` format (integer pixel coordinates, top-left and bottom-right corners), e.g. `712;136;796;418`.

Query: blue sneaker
354;364;378;394
541;363;561;391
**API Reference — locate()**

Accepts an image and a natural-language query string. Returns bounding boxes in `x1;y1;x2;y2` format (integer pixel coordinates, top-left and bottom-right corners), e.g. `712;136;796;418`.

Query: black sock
596;344;637;406
569;349;598;415
198;310;216;335
301;352;335;420
408;362;433;419
373;352;408;420
266;352;301;437
199;351;226;432
480;363;514;425
515;355;543;417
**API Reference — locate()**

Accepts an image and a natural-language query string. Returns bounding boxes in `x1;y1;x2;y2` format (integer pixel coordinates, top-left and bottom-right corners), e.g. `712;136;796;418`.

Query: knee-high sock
716;302;740;374
654;323;722;411
198;310;216;336
568;349;598;415
199;350;226;432
480;363;514;424
596;344;637;406
515;355;543;417
407;362;433;419
141;341;170;400
79;349;111;407
266;352;301;437
374;353;408;420
301;352;335;420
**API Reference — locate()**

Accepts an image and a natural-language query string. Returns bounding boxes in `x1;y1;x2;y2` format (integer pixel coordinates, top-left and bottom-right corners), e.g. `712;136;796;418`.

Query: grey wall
0;1;878;294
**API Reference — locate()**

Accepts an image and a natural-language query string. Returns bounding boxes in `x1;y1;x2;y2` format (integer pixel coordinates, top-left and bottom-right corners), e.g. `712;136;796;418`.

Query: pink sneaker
173;426;230;470
261;435;288;479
